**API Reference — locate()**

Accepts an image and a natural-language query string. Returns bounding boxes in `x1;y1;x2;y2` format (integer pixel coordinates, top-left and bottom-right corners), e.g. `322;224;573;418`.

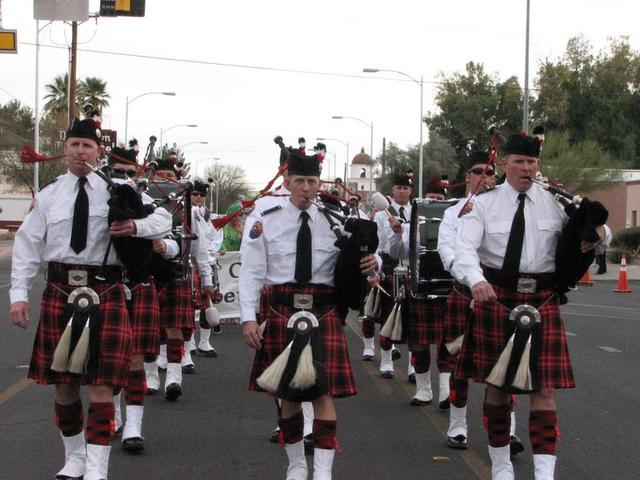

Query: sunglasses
191;192;207;197
468;167;495;176
113;168;137;177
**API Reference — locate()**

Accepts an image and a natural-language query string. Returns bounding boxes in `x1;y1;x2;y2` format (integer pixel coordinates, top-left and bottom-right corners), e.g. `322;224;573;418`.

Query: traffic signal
100;0;145;17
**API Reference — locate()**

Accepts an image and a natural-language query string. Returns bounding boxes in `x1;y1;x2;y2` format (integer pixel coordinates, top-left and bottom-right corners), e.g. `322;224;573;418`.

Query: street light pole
124;91;176;145
159;124;197;151
316;137;349;181
215;158;220;214
331;116;374;193
363;68;424;196
523;0;531;132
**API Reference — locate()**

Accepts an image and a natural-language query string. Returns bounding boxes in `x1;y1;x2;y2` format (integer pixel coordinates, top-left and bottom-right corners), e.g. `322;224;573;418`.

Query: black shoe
165;383;182;401
303;433;314;455
391;349;402;361
410;397;432;406
408;373;416;384
111;425;123;440
510;435;525;456
197;347;218;358
54;475;83;479
182;364;196;374
361;354;374;361
212;325;222;335
122;436;145;453
146;388;158;396
447;434;468;449
380;370;395;379
439;399;450;410
270;427;280;443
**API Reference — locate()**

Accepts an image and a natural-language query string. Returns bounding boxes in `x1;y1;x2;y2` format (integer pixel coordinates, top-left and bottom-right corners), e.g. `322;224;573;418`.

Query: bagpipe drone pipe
528;174;609;301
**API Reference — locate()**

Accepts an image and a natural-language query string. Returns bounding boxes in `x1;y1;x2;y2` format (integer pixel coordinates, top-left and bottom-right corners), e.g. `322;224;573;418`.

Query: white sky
1;0;639;189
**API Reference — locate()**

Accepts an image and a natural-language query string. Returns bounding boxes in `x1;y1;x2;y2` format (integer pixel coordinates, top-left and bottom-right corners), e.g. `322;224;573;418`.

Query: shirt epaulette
261;205;283;216
39;177;59;192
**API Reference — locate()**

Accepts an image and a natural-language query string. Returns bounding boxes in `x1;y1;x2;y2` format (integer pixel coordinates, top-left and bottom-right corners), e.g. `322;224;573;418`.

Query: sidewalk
588;261;640;281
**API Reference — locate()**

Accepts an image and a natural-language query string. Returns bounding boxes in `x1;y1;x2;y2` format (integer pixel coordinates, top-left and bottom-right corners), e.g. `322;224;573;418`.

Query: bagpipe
527;172;608;300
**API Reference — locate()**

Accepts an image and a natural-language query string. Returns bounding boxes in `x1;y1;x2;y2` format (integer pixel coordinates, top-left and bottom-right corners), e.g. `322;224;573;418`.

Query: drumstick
372;192;405;223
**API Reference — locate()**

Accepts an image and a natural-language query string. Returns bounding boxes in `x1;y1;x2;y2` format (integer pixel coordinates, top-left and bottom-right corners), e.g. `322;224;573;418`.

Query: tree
43;73;72;115
375;132;458;195
425;62;524;167
202;163;250;214
538;131;622;193
78;77;110;111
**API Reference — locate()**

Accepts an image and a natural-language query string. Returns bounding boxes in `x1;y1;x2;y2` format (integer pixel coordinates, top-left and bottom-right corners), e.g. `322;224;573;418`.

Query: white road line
565;331;577;336
598;346;622;353
563;312;634;321
566;303;637;313
0;282;12;289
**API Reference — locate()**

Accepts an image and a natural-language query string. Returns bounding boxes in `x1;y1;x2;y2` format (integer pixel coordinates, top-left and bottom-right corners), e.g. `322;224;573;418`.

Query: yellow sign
115;0;131;11
0;30;17;54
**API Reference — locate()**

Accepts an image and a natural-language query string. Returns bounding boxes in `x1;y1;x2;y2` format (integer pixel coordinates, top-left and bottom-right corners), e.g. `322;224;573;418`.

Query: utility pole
68;21;78;125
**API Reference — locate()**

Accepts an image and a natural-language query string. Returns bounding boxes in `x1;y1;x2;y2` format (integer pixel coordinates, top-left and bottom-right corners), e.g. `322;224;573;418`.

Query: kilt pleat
454;284;575;391
127;281;160;355
29;282;132;387
406;296;447;351
439;283;473;371
156;278;195;335
249;284;357;398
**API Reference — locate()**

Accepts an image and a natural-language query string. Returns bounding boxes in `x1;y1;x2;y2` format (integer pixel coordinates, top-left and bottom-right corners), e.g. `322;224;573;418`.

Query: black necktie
70;177;89;254
295;211;312;284
399;206;407;221
502;193;527;274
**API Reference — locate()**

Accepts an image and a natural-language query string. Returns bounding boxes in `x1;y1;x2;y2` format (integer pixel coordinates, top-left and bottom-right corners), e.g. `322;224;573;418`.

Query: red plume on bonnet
20;144;66;163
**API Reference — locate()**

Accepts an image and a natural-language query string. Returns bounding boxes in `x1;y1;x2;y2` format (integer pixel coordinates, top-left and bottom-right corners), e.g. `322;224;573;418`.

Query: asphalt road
0;254;638;479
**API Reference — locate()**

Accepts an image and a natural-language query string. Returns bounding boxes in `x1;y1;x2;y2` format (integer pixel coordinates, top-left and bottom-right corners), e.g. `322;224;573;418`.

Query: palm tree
78;77;110;111
43;73;70;115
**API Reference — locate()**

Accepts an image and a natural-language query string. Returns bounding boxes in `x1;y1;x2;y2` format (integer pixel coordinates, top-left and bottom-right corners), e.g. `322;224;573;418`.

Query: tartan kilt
29;282;132;387
439;283;473;371
249;284;357;398
156;277;195;340
192;270;207;311
406;296;447;351
127;281;160;356
454;284;575;391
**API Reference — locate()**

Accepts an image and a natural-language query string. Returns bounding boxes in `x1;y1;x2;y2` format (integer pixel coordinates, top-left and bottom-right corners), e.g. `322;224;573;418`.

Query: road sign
99;0;145;17
34;0;90;21
0;29;17;54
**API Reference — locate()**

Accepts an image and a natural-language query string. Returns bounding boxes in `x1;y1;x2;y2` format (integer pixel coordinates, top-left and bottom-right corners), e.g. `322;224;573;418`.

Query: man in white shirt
10;119;170;480
240;152;378;480
455;133;606;479
367;173;412;378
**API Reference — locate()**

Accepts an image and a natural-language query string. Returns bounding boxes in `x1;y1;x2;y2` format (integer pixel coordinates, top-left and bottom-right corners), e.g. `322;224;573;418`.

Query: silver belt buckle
516;278;536;294
293;293;313;310
68;270;88;286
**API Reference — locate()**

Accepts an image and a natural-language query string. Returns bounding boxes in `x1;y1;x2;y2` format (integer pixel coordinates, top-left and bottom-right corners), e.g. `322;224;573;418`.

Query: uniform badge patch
249;221;263;239
462;201;473;215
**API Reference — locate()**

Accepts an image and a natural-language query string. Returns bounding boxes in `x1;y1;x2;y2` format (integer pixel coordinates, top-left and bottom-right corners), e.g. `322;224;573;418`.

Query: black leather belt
270;288;335;309
47;262;122;286
482;266;556;292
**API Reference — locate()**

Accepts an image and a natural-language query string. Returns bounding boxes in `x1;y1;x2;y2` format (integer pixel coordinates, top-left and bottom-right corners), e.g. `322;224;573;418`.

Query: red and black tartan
191;270;207;311
127;281;160;356
439;282;473;372
156;277;195;341
454;284;575;391
29;281;132;387
249;284;357;398
407;295;448;370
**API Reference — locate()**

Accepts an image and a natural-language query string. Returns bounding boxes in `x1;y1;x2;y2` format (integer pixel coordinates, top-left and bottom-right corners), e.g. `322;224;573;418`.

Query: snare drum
409;198;459;298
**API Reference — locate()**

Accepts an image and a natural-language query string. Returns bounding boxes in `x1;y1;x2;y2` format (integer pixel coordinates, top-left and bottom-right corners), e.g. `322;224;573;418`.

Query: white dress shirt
455;181;568;289
373;200;410;255
241;185;290;249
10;171;172;303
190;207;214;286
239;200;341;323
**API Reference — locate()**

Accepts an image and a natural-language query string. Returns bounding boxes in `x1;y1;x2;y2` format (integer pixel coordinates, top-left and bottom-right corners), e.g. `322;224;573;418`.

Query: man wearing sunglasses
437;151;526;454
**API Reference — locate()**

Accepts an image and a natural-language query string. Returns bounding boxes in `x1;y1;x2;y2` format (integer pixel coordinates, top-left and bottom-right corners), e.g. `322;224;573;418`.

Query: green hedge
611;227;640;251
607;247;635;264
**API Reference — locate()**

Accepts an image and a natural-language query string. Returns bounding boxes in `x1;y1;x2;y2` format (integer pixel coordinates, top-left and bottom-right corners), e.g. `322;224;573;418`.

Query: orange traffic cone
614;255;632;293
577;268;594;286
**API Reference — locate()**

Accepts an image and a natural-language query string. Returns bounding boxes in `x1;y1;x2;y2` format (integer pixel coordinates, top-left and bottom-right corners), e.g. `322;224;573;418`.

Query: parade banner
214;251;241;321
